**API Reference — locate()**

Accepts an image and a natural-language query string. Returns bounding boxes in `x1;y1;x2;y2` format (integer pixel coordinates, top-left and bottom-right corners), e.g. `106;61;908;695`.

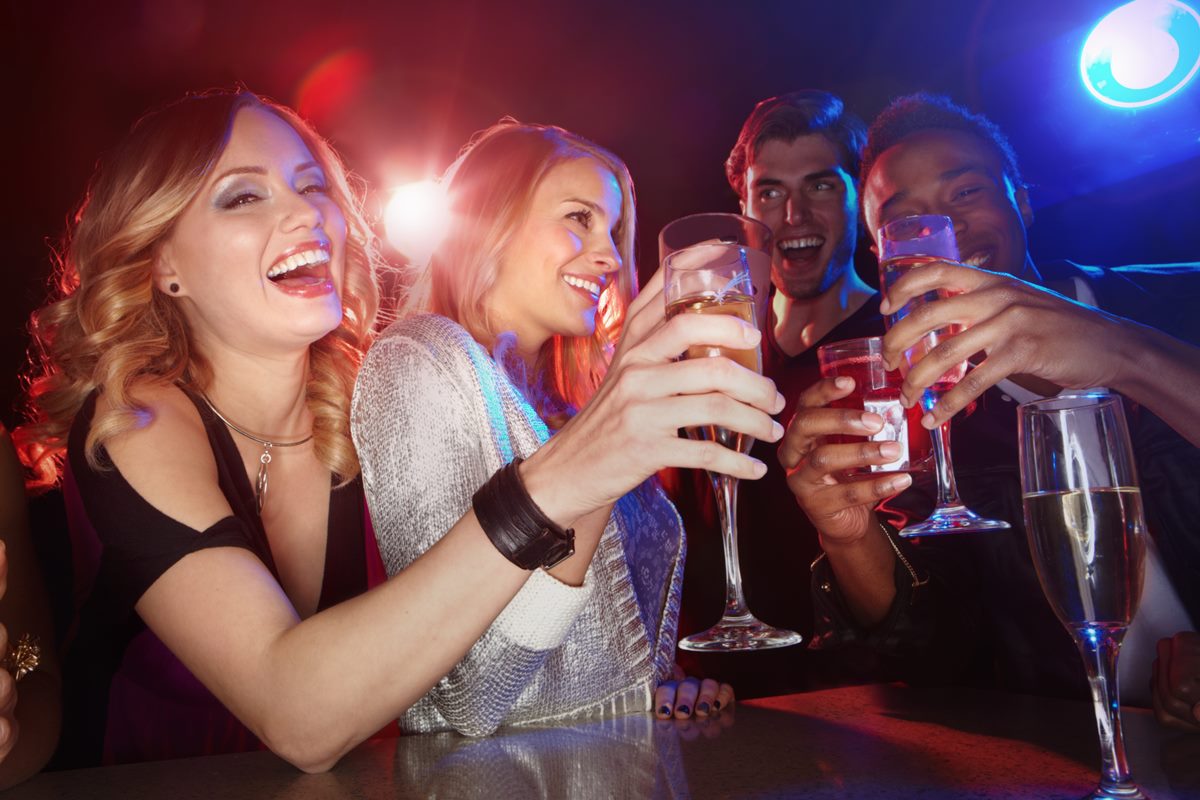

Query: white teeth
779;236;823;250
963;253;990;268
562;274;601;295
267;248;330;279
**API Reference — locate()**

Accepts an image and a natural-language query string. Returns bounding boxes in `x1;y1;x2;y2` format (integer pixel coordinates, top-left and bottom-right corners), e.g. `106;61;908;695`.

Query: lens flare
383;181;450;265
1081;0;1200;107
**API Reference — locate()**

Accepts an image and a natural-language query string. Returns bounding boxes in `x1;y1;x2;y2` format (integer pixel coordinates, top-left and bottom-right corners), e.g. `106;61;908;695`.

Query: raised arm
777;377;911;627
880;262;1200;447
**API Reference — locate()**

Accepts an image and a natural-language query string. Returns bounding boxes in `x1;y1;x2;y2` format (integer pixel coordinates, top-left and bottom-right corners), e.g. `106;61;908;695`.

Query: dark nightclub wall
6;0;1199;430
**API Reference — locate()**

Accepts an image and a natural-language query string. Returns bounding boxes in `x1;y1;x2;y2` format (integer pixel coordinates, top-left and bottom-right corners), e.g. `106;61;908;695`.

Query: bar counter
8;684;1199;799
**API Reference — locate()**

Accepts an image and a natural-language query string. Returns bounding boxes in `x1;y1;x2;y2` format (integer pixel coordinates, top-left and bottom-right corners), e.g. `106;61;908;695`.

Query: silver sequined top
351;314;685;736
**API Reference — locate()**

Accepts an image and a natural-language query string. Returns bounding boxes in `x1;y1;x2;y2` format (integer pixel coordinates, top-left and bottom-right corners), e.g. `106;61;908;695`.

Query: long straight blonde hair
17;90;380;489
403;121;638;414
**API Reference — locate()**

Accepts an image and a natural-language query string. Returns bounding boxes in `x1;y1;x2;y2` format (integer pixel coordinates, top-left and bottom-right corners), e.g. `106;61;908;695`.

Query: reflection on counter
390;711;703;798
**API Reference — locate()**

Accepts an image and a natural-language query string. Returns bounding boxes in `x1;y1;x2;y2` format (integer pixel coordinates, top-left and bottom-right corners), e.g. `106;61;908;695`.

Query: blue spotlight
1081;0;1200;107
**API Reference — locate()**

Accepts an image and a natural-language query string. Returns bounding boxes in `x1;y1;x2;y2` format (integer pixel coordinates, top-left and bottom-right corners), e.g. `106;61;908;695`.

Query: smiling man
785;93;1200;718
673;92;894;697
728;91;874;362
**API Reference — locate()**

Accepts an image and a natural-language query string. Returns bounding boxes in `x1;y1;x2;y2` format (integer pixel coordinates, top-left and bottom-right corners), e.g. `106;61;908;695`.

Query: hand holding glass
817;336;933;476
1019;392;1147;800
878;214;1010;536
663;238;801;652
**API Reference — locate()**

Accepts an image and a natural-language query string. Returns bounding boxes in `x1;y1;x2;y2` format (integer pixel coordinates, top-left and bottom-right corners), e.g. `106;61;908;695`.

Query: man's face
742;134;858;301
861;128;1033;277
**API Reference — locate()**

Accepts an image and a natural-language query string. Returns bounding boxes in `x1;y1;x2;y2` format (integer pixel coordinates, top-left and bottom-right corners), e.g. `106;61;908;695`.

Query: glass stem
924;389;964;508
1076;628;1139;795
711;472;751;621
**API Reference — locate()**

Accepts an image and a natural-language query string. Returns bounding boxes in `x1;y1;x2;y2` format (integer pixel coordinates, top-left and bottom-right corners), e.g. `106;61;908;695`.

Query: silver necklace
199;392;313;515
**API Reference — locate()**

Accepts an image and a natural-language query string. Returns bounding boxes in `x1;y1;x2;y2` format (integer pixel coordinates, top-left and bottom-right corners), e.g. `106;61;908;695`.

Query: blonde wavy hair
404;121;638;414
17;90;380;490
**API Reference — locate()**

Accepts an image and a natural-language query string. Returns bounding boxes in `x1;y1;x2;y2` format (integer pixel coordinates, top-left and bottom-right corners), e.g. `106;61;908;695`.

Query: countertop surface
8;683;1198;799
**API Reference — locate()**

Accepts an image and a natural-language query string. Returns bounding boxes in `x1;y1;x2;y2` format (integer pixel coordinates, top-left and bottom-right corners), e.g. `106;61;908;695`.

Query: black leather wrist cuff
473;458;576;571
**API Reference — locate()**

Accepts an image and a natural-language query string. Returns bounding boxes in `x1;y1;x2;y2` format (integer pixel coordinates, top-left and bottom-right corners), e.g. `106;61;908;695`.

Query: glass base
1086;783;1146;800
898;504;1011;537
678;614;802;652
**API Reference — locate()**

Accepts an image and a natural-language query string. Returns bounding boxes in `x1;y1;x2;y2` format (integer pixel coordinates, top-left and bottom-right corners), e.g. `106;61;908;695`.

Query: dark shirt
673;294;889;696
812;260;1200;700
54;388;371;768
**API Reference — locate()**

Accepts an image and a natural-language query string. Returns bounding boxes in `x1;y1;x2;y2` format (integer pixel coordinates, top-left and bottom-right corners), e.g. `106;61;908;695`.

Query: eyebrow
565;197;608;217
212;161;322;182
939;164;995;182
751;168;843;188
878;163;996;215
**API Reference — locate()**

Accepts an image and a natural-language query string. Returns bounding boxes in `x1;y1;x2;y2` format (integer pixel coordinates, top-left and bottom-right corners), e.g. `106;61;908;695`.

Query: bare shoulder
98;381;233;531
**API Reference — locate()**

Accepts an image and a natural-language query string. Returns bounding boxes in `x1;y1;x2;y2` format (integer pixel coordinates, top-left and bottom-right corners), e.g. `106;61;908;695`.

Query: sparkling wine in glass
662;234;801;652
658;212;773;330
878;214;1010;536
1019;391;1148;800
817;336;933;477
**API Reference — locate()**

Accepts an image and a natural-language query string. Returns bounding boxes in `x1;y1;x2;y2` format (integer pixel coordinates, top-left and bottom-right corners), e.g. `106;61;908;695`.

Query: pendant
256;447;272;515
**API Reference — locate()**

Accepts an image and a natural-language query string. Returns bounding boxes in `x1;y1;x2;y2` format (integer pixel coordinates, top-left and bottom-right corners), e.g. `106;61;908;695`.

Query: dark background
6;0;1199;430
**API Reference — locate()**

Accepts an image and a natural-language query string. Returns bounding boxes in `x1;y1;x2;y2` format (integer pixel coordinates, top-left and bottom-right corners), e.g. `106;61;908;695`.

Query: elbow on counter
257;721;362;774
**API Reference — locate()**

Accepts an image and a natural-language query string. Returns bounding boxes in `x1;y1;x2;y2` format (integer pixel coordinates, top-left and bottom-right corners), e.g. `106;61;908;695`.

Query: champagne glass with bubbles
1019;391;1147;800
878;214;1011;536
661;214;802;652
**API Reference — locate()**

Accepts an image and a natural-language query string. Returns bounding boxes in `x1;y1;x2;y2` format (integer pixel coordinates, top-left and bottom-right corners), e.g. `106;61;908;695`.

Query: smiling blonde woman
352;121;773;735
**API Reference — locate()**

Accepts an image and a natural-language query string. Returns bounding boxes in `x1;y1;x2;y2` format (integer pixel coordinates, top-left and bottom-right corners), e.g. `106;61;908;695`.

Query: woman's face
157;105;348;358
487;157;623;354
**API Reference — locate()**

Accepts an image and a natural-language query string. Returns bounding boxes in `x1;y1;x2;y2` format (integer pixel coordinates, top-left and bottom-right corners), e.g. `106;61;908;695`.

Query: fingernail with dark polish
658;705;671;716
697;702;710;714
677;705;690;715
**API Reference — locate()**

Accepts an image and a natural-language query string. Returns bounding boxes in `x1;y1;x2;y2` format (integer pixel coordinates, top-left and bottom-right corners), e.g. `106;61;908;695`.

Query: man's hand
880;261;1129;428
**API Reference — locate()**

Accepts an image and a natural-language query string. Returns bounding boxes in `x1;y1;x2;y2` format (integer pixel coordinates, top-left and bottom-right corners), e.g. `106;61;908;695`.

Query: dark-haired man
780;93;1200;722
676;91;899;696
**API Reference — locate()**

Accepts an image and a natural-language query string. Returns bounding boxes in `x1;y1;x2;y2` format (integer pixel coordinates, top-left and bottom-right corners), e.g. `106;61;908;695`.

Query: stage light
1081;0;1200;107
383;181;450;265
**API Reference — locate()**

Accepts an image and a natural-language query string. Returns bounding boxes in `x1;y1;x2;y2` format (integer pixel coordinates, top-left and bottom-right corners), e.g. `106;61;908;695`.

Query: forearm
1112;322;1200;447
820;516;898;628
148;512;529;772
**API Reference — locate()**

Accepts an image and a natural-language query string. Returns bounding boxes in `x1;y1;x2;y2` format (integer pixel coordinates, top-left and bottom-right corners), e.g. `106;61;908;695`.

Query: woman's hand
1152;632;1200;732
523;268;785;527
878;261;1129;428
778;377;912;545
654;665;734;720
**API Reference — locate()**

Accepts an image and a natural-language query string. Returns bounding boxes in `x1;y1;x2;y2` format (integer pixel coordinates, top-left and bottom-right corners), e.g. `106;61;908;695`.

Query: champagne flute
659;212;773;329
1019;391;1148;800
878;214;1011;536
663;237;801;652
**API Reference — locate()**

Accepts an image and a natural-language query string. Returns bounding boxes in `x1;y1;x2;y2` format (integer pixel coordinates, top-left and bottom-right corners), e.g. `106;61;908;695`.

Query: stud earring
169;282;180;294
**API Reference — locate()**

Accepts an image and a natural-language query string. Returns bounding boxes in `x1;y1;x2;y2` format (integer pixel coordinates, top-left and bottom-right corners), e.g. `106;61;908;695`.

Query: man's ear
739;196;747;215
1015;185;1034;229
